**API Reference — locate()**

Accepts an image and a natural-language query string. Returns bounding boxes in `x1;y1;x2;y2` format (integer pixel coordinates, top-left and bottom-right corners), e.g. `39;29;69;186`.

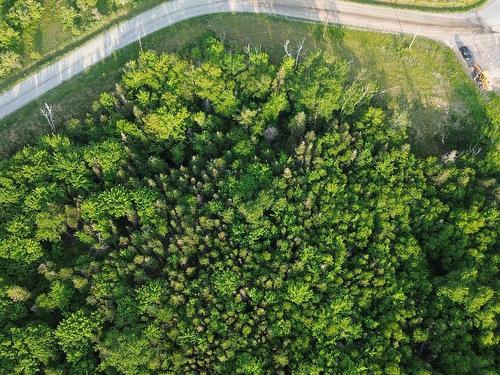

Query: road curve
0;0;499;119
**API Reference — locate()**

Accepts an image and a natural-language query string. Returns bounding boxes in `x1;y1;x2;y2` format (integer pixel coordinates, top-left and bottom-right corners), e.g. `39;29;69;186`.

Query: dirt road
0;0;498;119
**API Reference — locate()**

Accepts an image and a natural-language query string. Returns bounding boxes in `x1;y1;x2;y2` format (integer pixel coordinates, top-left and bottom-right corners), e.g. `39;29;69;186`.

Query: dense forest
0;38;498;374
0;0;143;79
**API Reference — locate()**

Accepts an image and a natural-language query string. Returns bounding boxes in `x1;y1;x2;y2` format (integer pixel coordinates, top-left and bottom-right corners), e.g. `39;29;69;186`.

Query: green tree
0;39;497;375
0;324;57;374
55;310;101;364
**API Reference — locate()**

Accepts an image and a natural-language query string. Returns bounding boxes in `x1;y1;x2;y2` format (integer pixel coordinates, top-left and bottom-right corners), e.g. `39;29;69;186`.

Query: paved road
0;0;499;119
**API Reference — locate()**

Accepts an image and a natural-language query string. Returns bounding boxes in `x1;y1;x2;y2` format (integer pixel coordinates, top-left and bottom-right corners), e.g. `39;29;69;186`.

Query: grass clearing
0;0;488;92
0;13;487;158
349;0;487;11
0;0;167;92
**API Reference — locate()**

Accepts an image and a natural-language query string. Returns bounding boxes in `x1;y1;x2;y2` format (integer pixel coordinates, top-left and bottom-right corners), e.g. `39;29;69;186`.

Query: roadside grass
0;13;487;158
0;0;166;93
349;0;487;12
0;0;488;91
0;0;487;94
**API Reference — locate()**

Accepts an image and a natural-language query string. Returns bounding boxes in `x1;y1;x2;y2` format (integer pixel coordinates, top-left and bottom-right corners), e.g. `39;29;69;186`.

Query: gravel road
0;0;498;119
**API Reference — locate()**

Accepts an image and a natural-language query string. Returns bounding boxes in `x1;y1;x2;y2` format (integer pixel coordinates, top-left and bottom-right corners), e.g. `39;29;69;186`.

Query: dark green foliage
0;38;498;374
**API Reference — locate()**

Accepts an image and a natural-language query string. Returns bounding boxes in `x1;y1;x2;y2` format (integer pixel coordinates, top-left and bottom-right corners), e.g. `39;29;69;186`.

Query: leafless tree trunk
467;144;482;157
284;38;306;67
244;44;261;57
295;38;306;66
284;40;292;57
442;150;458;164
40;103;56;133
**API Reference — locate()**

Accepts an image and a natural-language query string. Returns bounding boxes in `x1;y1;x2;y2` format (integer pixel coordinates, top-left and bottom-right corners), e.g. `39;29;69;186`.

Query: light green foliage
98;328;161;374
55;310;101;364
0;324;57;374
142;106;190;141
0;51;21;77
83;140;127;182
286;281;314;305
6;0;43;29
35;211;66;241
0;237;43;265
0;40;497;374
236;353;264;374
0;0;43;77
289;53;348;121
213;270;240;297
36;280;74;310
0;21;20;49
136;280;164;314
6;285;31;302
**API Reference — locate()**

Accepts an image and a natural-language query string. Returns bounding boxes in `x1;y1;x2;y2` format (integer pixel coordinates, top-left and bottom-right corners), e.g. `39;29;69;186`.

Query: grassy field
352;0;487;11
0;13;487;158
0;0;166;92
0;0;487;93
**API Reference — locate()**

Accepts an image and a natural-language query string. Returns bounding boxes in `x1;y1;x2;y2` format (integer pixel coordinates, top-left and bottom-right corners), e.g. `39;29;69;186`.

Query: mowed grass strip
348;0;487;11
0;13;486;158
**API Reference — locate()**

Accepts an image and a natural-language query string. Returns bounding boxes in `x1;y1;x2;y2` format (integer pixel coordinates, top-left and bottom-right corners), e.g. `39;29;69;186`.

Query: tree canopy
0;38;498;374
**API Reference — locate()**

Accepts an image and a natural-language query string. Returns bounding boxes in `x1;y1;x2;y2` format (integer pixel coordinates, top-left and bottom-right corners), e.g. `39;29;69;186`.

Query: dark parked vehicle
459;46;473;61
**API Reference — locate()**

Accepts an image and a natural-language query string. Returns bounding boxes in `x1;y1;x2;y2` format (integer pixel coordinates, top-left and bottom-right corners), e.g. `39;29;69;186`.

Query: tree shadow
33;26;44;56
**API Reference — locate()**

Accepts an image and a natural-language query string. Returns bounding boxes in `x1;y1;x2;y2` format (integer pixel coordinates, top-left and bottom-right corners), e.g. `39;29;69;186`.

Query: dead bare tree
264;126;278;142
441;131;446;146
284;37;306;67
340;70;377;113
295;37;305;65
40;103;56;133
283;40;292;57
467;144;482;157
442;150;458;164
244;44;262;57
375;86;399;96
340;84;372;114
